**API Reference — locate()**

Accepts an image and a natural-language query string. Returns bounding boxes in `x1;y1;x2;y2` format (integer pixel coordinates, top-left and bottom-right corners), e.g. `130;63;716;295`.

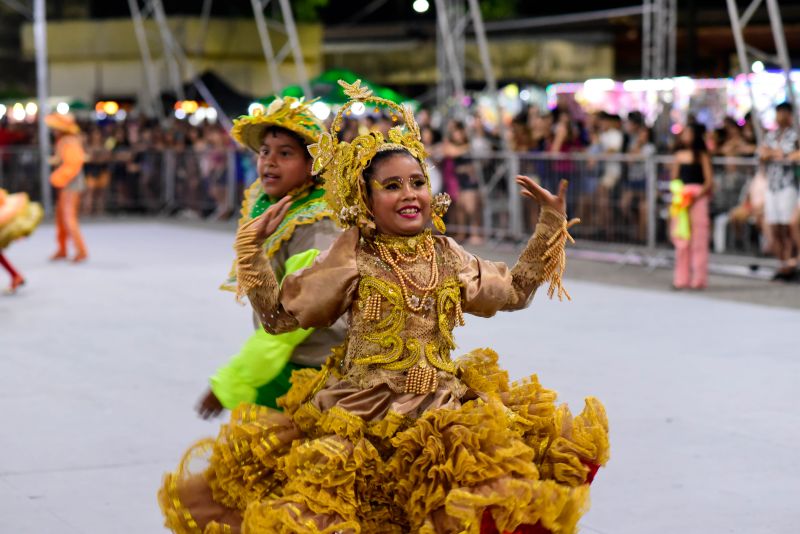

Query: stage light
502;84;519;98
25;102;38;116
103;101;119;115
56;102;70;114
175;109;187;120
12;103;25;121
751;60;765;73
0;104;6;119
181;100;199;113
206;107;218;122
583;78;616;93
413;0;429;14
351;102;366;115
310;101;331;120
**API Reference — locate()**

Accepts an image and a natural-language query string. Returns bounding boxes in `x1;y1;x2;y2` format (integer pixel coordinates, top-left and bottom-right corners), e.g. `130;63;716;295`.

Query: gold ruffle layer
158;349;609;534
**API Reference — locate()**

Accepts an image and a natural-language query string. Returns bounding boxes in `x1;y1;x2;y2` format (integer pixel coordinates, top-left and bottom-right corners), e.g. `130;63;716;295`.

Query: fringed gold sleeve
505;206;579;310
234;218;300;334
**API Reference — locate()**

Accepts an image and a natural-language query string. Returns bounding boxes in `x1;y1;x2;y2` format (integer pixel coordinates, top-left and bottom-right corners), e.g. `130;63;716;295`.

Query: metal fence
0;145;256;220
441;152;764;257
0;145;768;257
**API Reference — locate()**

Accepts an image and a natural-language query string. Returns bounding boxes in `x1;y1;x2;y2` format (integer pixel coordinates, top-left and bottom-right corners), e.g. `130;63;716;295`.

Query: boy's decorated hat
231;96;323;152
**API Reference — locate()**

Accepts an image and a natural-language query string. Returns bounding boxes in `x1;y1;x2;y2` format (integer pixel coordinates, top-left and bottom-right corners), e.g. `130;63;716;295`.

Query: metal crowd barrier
0;146;254;220
0;144;769;258
435;151;763;257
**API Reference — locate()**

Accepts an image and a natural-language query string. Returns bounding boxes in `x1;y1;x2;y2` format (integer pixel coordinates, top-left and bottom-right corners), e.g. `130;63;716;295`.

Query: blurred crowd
1;102;799;273
0;119;255;220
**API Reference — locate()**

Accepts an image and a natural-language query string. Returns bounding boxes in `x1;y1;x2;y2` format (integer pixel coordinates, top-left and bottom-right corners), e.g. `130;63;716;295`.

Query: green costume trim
220;183;332;292
211;249;321;410
254;361;309;409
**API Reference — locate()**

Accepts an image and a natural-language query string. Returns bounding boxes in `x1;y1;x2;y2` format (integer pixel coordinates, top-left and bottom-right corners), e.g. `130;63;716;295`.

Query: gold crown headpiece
231;96;323;153
308;79;449;234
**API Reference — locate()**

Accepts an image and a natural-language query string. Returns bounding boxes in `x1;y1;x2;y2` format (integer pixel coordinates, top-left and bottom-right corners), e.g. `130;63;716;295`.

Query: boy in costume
196;96;344;417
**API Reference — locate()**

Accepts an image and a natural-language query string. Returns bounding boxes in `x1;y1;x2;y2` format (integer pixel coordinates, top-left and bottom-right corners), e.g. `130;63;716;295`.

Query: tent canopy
259;69;416;108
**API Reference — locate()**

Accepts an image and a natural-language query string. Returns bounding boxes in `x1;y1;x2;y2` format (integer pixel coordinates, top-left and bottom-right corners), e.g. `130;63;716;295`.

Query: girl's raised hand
516;175;568;216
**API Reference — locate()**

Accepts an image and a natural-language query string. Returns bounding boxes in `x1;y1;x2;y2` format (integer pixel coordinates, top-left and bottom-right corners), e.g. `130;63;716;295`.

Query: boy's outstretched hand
254;195;293;241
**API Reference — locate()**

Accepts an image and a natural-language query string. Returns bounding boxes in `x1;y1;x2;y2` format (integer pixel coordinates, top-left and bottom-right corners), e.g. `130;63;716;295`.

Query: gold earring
432;212;447;234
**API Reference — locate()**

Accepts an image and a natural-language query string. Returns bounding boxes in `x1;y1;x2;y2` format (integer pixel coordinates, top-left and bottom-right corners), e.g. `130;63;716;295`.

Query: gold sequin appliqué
352;276;414;368
353;275;465;375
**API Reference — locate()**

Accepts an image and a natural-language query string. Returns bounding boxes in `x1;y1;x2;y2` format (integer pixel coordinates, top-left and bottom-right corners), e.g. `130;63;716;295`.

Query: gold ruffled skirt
0;191;43;249
159;349;609;534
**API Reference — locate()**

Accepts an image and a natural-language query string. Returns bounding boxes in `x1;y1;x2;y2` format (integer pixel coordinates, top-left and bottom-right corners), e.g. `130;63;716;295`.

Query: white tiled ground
1;222;797;533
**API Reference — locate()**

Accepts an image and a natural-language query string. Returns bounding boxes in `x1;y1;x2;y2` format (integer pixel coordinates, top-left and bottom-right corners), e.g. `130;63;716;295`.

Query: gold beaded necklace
375;232;439;313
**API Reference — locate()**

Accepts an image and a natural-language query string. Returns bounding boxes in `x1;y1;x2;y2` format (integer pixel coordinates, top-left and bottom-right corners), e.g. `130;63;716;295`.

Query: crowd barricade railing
1;144;770;258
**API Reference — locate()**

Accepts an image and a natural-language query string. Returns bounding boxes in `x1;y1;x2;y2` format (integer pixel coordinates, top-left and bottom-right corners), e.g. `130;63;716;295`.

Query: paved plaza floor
1;221;797;533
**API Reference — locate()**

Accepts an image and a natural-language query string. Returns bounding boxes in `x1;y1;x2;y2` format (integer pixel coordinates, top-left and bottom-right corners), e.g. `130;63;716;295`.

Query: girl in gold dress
159;81;609;534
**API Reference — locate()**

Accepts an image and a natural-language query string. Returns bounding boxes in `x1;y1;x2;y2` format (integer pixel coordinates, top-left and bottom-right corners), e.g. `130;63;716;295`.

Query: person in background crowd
727;170;768;251
421;126;443;196
443;120;482;244
83;127;112;216
670;123;714;290
760;102;799;281
594;112;625;239
620;112;655;243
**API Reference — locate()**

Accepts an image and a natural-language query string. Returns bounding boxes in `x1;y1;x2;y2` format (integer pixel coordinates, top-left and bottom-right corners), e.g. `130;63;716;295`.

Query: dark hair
261;125;312;159
362;148;415;196
628;111;645;127
679;123;708;162
723;117;740;131
776;101;794;113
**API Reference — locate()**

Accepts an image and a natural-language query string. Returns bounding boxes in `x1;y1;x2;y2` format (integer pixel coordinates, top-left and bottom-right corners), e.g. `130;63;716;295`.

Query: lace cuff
506;207;578;309
234;218;299;334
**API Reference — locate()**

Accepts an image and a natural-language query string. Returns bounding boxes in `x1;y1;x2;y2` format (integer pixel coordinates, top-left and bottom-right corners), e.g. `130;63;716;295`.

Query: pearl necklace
375;233;439;313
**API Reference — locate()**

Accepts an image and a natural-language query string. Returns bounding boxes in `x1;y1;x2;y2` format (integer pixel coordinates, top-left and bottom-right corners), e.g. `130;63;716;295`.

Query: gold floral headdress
231;96;323;152
308;79;450;234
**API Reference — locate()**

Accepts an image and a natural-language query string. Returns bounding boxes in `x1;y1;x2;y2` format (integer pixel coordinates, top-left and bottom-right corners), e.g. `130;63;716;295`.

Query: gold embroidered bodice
345;235;466;394
235;207;573;395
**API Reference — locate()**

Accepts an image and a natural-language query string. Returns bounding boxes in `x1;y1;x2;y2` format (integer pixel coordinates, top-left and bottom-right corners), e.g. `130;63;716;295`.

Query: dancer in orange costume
46;113;88;262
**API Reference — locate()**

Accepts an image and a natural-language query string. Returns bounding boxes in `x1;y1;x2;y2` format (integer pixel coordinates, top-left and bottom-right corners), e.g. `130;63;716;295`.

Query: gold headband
308;80;449;234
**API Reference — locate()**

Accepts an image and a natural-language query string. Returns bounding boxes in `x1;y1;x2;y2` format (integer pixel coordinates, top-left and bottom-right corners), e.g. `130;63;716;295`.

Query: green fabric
670;179;692;241
250;184;326;219
210;248;321;410
254;361;310;409
284;248;319;276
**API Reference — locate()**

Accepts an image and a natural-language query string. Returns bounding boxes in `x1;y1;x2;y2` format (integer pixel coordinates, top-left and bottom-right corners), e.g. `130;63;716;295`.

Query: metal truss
250;0;312;97
726;0;799;142
642;0;677;79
